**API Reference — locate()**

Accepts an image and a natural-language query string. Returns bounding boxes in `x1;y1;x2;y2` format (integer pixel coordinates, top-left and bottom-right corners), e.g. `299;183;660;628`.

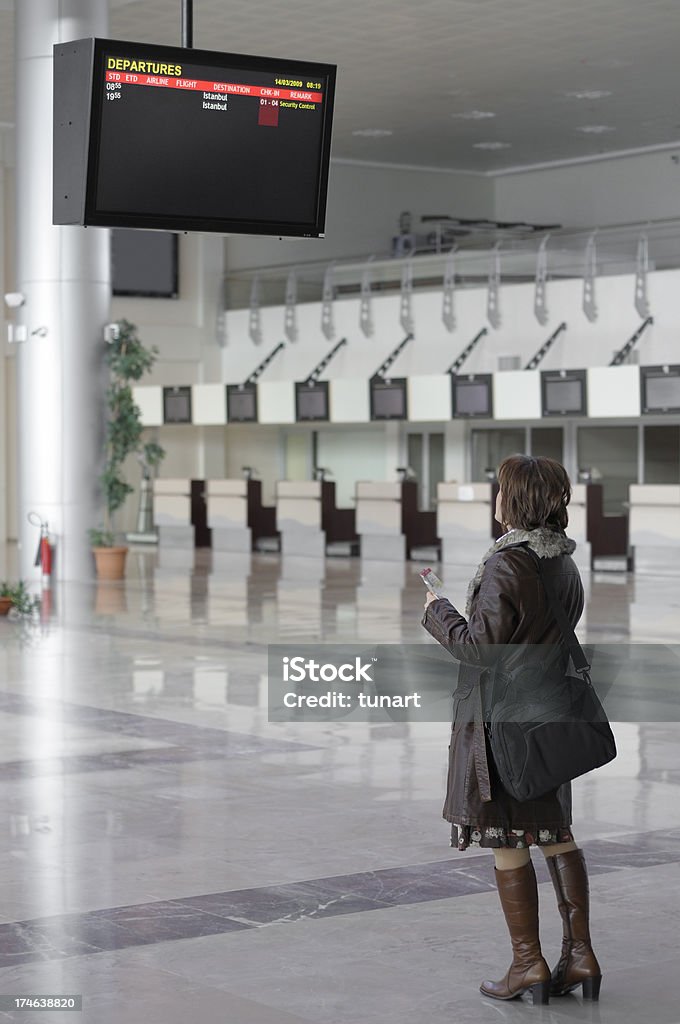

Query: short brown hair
497;455;570;531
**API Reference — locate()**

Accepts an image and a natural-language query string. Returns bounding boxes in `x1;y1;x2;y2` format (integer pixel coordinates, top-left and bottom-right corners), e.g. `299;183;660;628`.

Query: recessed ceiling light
564;90;613;100
451;110;496;120
352;128;393;137
576;125;616;134
473;141;511;150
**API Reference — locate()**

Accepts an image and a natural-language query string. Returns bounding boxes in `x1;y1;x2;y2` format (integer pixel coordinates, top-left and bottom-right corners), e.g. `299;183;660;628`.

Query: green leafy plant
92;319;165;547
0;581;41;616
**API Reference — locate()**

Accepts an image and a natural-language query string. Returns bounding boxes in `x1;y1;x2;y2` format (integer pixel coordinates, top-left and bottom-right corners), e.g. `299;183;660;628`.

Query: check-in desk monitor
163;386;192;424
541;370;587;417
370;379;407;420
226;384;258;423
641;366;680;414
451;374;493;418
295;381;329;421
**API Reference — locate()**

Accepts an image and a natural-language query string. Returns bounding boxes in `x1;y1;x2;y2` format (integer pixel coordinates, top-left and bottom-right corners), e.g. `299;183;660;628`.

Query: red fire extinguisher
29;512;53;585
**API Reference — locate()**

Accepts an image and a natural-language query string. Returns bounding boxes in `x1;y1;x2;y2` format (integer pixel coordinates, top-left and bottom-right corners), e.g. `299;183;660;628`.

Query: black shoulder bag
487;549;617;803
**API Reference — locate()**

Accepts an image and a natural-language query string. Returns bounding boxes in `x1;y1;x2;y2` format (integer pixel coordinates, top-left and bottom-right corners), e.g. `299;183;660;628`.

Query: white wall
495;149;680;228
224;160;494;271
224;266;680;379
0;159;7;545
109;232;228;530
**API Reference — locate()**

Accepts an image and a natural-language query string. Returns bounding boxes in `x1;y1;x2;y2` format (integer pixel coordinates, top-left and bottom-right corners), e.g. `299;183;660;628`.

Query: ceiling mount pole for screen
303;337;347;385
181;0;193;47
446;327;489;374
243;342;286;386
524;321;567;370
371;334;413;381
609;316;654;366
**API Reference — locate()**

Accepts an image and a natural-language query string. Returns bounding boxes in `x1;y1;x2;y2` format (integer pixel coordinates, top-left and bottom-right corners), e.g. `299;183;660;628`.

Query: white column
15;0;110;581
0;146;7;550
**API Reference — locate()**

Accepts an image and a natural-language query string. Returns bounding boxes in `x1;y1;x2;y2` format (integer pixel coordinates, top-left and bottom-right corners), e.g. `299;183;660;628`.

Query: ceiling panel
1;0;679;172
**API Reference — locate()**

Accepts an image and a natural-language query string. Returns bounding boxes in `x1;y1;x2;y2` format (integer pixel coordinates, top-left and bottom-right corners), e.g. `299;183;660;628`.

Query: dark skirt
452;822;575;851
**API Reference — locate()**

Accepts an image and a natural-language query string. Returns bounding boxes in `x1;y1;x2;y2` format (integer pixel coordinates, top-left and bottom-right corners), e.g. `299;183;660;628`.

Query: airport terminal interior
1;1;680;1022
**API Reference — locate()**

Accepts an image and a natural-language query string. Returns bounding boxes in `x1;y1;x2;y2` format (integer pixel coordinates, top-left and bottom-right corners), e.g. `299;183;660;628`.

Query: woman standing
422;455;601;1005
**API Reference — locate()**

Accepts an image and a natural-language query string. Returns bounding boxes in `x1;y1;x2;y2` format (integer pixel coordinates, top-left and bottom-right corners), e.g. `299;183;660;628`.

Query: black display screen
163;386;192;424
112;229;178;297
541;371;587;416
642;367;680;413
226;385;258;423
452;375;492;417
54;38;336;236
295;382;329;421
370;379;407;420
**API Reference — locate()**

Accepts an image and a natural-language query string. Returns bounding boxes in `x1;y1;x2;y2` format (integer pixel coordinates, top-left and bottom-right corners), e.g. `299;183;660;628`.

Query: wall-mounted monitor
54;38;336;237
451;374;493;418
641;365;680;414
226;384;258;423
163;386;192;424
112;229;178;298
370;378;407;421
541;370;587;417
295;381;329;421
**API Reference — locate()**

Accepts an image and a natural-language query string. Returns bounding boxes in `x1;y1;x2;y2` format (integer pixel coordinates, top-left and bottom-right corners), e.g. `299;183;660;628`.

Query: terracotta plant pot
0;597;12;616
92;546;128;581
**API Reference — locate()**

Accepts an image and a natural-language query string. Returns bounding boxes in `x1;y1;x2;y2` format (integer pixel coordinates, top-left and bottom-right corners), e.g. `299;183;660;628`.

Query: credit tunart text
280;655;421;710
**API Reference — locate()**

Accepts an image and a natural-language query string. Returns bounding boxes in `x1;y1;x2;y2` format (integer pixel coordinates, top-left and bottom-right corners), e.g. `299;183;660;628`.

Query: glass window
530;427;563;462
428;433;444;510
643;425;680;484
471;429;525;482
577;426;638;515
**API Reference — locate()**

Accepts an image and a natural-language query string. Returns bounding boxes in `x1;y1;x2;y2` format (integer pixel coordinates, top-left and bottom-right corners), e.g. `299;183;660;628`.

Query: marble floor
0;546;678;1023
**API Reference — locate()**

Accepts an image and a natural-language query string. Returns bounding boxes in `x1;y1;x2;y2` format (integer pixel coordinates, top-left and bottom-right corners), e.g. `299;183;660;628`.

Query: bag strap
520;544;591;677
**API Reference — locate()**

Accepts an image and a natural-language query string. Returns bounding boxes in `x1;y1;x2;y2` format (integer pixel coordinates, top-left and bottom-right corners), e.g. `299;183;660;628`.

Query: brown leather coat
422;531;584;831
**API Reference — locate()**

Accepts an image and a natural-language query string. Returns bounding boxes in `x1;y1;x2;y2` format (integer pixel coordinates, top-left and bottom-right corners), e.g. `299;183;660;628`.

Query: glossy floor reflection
0;547;678;1023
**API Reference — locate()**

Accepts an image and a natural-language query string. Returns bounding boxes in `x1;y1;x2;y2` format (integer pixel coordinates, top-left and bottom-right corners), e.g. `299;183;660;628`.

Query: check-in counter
276;480;326;557
207;479;251;553
153;478;193;549
568;484;591;572
355;480;427;561
585;482;630;569
436;482;493;568
275;480;357;557
629;485;680;575
206;478;278;554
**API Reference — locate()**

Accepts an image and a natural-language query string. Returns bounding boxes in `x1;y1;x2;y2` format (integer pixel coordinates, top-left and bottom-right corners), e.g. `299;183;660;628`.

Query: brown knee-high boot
546;848;602;1000
480;861;551;1005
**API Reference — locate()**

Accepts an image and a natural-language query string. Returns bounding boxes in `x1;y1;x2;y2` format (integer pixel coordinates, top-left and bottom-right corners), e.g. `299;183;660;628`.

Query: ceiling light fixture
576;125;616;134
473;141;511;150
451;110;496;120
352;128;394;137
565;90;612;100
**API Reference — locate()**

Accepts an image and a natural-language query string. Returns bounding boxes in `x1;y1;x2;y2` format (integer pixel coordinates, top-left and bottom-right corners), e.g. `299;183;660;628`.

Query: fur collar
464;527;576;616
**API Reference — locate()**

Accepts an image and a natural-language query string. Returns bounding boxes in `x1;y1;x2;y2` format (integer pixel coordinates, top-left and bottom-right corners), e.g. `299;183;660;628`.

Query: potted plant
0;581;40;617
90;319;165;580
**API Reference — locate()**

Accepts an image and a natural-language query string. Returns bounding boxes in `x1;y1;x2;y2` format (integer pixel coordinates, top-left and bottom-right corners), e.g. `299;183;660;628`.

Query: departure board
54;38;336;237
